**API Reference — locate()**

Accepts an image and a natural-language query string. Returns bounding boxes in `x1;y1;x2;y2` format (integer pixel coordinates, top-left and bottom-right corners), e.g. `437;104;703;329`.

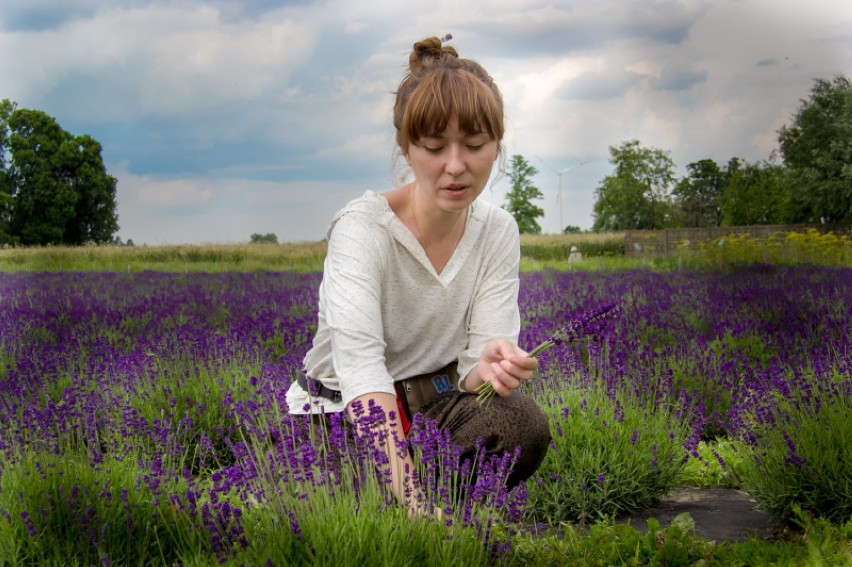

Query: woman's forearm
347;392;422;514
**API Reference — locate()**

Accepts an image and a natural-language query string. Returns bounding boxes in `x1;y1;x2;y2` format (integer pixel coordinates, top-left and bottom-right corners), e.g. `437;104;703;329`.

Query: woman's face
404;117;499;214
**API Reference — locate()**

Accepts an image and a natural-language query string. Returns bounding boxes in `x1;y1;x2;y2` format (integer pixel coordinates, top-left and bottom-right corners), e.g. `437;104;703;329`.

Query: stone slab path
623;487;778;542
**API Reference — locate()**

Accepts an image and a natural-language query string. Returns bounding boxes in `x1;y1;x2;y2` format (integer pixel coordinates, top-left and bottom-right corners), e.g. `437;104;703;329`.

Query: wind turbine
536;157;589;232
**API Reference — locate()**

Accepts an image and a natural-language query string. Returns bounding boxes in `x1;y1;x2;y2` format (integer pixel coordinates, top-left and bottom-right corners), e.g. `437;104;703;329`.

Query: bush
250;233;278;244
683;228;852;268
527;384;689;523
735;370;852;526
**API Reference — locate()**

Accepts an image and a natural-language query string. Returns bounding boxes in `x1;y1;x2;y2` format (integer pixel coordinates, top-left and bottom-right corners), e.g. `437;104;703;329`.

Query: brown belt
398;361;459;415
298;361;459;415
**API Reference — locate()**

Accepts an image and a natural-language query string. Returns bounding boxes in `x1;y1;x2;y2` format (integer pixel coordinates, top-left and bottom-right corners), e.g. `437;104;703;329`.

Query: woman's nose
445;145;465;175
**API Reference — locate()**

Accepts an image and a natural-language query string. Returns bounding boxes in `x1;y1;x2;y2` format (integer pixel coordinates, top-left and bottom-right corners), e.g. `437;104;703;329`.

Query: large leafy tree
673;158;725;227
504;154;545;234
778;75;852;223
3;102;118;245
719;157;787;226
592;140;676;231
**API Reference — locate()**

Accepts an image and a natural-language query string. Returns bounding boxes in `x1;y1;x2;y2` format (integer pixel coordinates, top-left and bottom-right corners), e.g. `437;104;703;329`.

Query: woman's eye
467;144;485;151
424;146;444;154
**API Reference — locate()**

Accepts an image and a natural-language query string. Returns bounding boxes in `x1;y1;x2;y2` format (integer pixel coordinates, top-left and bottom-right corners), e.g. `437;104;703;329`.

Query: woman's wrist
461;366;486;393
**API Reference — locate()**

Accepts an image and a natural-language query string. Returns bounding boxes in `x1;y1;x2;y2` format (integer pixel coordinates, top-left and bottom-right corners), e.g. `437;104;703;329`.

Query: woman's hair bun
409;36;458;71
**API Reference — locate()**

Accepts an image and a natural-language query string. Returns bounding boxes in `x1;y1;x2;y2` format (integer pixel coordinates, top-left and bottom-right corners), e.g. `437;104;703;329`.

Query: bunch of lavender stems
476;302;622;408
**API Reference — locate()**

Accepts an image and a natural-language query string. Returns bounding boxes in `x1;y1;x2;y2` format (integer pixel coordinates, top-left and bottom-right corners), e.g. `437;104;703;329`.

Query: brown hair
393;37;505;153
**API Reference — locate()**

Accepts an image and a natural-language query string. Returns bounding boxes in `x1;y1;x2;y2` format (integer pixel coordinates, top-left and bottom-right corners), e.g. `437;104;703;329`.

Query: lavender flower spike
476;302;622;408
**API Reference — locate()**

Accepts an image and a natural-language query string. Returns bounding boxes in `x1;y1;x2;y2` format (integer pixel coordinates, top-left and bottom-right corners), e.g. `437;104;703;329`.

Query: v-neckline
383;194;477;286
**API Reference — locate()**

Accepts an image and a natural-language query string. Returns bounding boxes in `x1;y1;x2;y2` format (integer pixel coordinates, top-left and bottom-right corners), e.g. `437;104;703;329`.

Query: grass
0;241;329;272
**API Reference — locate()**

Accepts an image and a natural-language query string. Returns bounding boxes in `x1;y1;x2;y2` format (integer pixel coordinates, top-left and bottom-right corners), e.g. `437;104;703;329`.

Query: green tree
0;99;15;244
504;154;544;234
719;157;787;226
592;140;676;231
673;158;725;227
4;104;118;245
778;75;852;223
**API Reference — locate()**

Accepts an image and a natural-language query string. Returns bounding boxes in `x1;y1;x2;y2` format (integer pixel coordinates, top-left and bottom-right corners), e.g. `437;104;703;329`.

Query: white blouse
286;191;521;414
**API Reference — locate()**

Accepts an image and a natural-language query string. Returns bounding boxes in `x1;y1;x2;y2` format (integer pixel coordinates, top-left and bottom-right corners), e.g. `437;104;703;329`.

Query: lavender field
1;266;850;565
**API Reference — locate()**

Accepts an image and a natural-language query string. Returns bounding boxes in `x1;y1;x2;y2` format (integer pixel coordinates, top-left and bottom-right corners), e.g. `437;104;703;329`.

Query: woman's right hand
467;338;538;397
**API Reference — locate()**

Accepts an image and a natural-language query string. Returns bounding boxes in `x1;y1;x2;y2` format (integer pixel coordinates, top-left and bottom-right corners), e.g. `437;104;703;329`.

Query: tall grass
0;233;628;273
0;242;329;272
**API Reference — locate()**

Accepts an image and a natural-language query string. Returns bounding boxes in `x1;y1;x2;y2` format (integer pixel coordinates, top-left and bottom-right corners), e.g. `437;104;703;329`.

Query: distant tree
250;232;278;244
719;157;787;226
562;224;582;234
592;140;676;231
673;158;725;227
778;75;852;223
3;102;118;245
503;154;545;234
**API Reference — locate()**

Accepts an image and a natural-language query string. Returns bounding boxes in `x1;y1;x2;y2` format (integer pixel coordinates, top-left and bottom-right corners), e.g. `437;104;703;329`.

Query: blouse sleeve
456;211;522;385
320;212;396;406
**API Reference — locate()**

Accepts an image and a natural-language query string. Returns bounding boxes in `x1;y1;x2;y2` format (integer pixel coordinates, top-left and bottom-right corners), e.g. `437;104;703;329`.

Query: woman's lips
442;184;468;195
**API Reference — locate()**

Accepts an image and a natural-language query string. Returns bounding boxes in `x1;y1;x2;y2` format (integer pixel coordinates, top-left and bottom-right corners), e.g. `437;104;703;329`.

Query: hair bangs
400;68;504;148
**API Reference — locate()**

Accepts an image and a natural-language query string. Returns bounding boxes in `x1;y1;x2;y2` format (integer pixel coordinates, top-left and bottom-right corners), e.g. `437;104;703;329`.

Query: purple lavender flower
19;510;36;537
476;302;622;407
782;430;806;468
630;428;639;446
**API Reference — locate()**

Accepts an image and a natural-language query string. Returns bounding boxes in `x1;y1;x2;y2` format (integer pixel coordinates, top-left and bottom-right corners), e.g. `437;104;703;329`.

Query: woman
286;36;550;517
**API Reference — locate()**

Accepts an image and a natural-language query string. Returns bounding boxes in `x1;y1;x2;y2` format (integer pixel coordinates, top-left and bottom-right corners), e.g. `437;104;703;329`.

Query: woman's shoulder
326;191;394;238
471;198;520;235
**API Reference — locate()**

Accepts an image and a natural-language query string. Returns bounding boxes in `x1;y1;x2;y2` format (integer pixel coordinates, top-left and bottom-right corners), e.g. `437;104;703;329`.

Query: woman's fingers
489;361;522;395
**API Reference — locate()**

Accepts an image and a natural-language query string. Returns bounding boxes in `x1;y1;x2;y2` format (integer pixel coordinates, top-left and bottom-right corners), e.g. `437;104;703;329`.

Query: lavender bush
735;369;852;525
525;384;689;524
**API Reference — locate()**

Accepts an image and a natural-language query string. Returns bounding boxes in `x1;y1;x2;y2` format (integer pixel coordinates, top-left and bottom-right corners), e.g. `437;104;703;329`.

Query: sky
1;0;850;244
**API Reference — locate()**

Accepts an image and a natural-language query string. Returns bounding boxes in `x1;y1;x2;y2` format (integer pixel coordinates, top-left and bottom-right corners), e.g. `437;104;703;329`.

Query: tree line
505;75;852;233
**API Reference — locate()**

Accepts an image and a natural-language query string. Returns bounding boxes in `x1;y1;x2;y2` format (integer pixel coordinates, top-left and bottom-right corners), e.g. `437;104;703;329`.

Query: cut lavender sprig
476;302;622;408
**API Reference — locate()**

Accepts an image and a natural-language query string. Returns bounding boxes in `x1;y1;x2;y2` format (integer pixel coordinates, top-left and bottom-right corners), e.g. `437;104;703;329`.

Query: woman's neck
408;183;467;247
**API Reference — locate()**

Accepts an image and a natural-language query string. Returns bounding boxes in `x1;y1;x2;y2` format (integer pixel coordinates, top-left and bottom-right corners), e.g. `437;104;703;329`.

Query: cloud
557;69;643;100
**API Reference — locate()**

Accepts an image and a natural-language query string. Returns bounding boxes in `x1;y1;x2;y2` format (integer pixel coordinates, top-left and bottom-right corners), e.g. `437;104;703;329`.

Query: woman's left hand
469;338;538;397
